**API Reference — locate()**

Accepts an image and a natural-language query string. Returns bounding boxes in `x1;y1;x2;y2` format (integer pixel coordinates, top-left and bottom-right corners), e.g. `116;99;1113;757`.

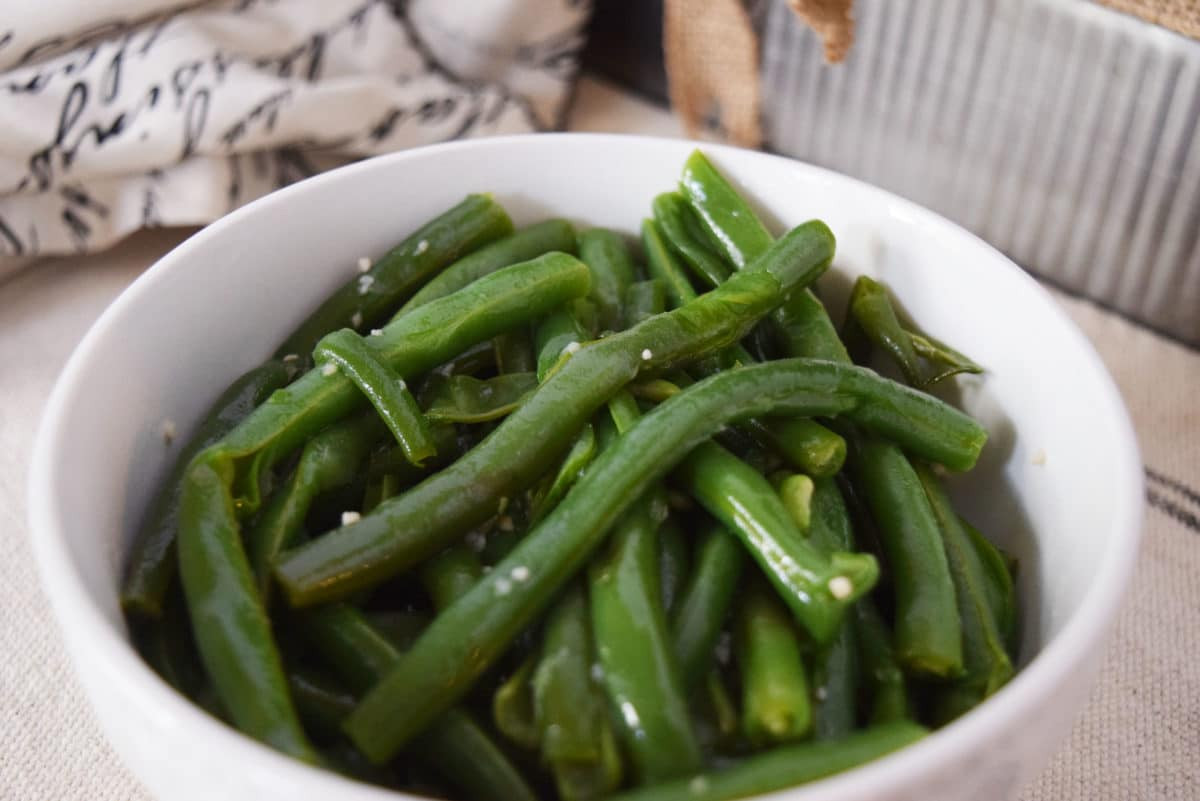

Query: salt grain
357;257;371;273
321;363;338;376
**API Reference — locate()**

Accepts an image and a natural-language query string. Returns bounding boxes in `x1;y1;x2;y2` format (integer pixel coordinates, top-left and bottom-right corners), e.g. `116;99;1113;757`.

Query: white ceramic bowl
29;134;1142;801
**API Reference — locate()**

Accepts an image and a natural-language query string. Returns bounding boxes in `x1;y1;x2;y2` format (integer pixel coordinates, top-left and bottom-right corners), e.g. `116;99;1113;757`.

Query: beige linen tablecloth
2;78;1197;800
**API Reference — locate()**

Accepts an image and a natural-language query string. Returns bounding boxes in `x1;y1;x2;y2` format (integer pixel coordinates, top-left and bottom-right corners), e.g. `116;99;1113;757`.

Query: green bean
653;192;733;289
853;596;911;724
248;413;384;599
426;339;497;379
288;665;358;741
533;302;592;381
775;473;814;532
420;545;483;612
493;326;537;375
679;151;774;270
534;584;624;800
624;279;667;327
177;459;318;761
122;360;290;618
396;219;576;317
658;519;689;615
422;372;538;423
341;357;983;762
365;610;429;651
493;653;540;750
676;441;878;644
916;465;1014;711
604;721;928;801
746;417;846;478
629;378;683;403
670;523;743;691
737;580;812;745
300;604;539;801
578;228;637;332
277;194;513;359
703;669;739;743
805;478;861;739
844;275;926;384
217;252;592;517
276;222;839;607
175;254;593;754
641;218;698;308
365;423;458;481
909;331;985;384
961;516;1018;653
313;329;436;466
773;288;852;363
529;423;597;524
131;586;219;716
590;492;701;782
851;437;963;678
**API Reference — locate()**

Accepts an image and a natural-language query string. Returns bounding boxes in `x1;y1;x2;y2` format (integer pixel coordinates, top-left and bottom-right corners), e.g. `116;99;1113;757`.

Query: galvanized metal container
760;0;1200;344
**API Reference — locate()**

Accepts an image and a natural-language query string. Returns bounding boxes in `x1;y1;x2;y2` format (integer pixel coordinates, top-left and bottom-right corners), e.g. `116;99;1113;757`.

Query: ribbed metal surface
761;0;1200;345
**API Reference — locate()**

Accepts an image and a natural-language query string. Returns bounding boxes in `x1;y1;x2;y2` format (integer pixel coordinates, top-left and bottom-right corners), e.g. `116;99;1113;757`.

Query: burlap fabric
2;226;1197;797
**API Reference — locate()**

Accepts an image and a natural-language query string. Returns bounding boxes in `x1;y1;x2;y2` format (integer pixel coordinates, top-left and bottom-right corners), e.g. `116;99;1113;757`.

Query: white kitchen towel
0;0;590;269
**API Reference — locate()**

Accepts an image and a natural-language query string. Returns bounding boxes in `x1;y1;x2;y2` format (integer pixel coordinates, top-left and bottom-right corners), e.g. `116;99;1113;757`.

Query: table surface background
2;76;1197;800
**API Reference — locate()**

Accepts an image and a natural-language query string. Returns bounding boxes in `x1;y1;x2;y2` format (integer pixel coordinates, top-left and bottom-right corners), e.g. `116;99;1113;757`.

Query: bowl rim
28;132;1144;800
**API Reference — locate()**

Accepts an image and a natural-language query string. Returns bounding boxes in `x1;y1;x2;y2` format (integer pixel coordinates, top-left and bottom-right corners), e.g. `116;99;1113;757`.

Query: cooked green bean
604;721;928;801
804;477;861;739
314;329;436;466
916;465;1014;715
534;584;624;800
300;604;539;801
122;359;290;618
853;598;911;724
397;219;576;317
341;358;984;762
590;491;701;782
678;151;773;270
844;275;926;384
420;545;483;612
277;194;513;359
851;436;963;677
775;472;814;532
653;192;733;289
909;330;985;384
493;653;540;750
961;515;1018;653
737;580;812;745
493;327;537;375
177;461;318;761
288;665;358;740
275;222;838;607
624;279;667;327
746;417;846;478
248;413;384;599
641;218;698;308
657;519;689;615
670;523;744;691
578;228;637;332
534;302;593;381
422;372;538;424
677;440;877;644
530;423;597;524
178;253;591;758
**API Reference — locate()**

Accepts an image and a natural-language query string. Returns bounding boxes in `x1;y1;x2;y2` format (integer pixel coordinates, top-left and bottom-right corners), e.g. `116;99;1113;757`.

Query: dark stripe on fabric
1145;467;1200;509
1146;487;1200;534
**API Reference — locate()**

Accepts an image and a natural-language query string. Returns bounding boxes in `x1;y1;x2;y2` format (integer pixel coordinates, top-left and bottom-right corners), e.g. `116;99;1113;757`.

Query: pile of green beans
123;151;1017;801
